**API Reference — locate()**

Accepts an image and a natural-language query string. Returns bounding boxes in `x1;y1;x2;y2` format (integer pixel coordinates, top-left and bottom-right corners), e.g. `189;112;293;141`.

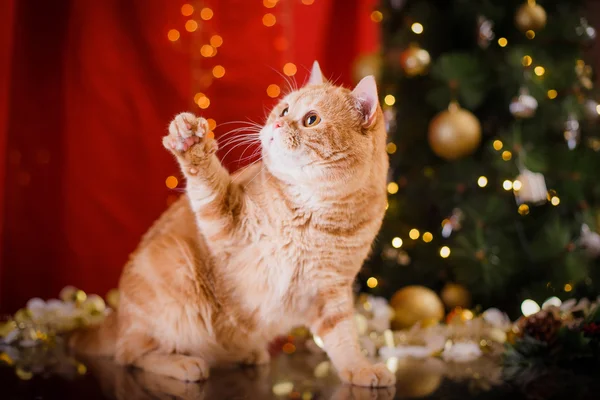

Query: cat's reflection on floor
82;354;396;400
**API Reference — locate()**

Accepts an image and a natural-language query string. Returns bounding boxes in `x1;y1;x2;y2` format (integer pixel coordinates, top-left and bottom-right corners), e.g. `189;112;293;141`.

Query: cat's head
260;61;384;189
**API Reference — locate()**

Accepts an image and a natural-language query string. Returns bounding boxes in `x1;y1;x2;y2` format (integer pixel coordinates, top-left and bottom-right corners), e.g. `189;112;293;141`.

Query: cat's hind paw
163;112;209;153
339;363;396;388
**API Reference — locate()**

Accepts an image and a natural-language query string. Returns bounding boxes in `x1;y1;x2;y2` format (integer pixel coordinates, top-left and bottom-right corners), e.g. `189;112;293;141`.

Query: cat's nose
273;119;283;129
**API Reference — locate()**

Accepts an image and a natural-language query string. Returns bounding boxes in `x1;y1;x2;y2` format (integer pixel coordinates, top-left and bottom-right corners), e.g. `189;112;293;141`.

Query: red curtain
0;0;378;313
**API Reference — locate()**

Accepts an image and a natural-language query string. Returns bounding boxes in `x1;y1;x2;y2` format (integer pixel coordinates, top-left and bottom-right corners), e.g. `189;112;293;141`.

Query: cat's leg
163;112;244;239
133;352;210;382
310;288;396;387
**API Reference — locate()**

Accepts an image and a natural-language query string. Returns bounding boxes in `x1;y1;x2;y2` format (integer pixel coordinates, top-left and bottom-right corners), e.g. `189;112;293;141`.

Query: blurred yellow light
263;13;276;27
181;4;194;16
411;23;424;34
534;66;545;76
210;35;223;48
596;105;600;115
370;11;383;23
440;246;451;258
551;196;560;206
386;143;397;154
409;229;420;240
498;37;508;47
207;118;217;131
518;204;530;215
441;218;450;227
167;29;180;42
392;237;403;248
267;84;281;98
283;62;297;76
564;283;572;292
200;7;213;20
502;150;512;161
263;0;278;8
503;180;513;190
384;94;396;106
301;0;315;4
212;65;225;78
367;277;378;288
477;176;488;187
521;299;540;316
200;45;216;57
197;96;210;109
422;232;433;243
522;55;533;67
547;89;558;99
165;176;178;189
387;182;399;194
512;180;522;191
493;140;503;150
525;30;535;39
185;20;198;32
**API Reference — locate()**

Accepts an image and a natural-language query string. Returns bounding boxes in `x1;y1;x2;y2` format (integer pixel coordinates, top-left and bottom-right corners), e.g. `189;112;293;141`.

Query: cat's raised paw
339;363;396;388
164;112;209;153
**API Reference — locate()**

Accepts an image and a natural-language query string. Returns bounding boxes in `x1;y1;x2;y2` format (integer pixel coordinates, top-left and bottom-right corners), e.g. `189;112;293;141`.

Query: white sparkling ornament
579;224;600;258
441;341;483;363
564;113;580;150
576;18;597;42
477;16;495;48
584;99;600;121
509;87;538;118
514;169;547;205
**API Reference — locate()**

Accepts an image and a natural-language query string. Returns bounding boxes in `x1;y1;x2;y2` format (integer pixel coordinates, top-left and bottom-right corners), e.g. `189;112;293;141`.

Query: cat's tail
68;310;118;357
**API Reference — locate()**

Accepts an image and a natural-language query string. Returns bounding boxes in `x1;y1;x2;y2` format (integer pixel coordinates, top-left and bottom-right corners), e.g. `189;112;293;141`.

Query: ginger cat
71;62;394;387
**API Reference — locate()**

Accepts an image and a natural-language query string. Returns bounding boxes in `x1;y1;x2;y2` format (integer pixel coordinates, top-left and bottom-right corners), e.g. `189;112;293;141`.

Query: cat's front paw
339;363;396;387
163;112;211;154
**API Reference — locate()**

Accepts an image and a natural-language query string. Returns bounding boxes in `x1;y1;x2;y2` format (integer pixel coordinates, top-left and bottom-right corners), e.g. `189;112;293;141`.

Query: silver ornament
477;16;495;48
564;113;580;150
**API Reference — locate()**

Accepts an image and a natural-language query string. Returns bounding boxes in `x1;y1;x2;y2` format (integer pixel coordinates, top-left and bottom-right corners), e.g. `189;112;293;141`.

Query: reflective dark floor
2;353;598;400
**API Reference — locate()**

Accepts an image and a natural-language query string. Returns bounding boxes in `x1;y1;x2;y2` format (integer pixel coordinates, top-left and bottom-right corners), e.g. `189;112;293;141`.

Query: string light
263;0;278;8
263;13;276;27
386;143;397;154
547;89;558;99
387;182;399;194
518;204;530;215
267;84;281;98
283;62;297;76
384;94;396;106
422;232;433;243
185;20;198;32
411;23;424;34
564;283;573;292
493;140;503;150
167;29;180;41
522;55;533;66
366;277;378;288
477;176;488;187
210;35;223;47
207;118;217;131
502;150;512;161
370;11;383;23
498;37;508;47
440;246;451;258
596;104;600;115
200;8;213;20
392;237;403;248
194;92;206;103
503;180;513;190
521;299;540;316
212;65;225;78
512;180;522;191
197;96;210;109
201;45;217;57
301;0;315;4
409;229;420;240
534;66;545;76
551;196;560;206
181;4;194;16
542;296;562;309
525;30;535;39
165;176;178;189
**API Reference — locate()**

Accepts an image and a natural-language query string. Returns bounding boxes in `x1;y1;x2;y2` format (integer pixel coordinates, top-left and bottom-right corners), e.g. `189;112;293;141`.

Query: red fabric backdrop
0;0;379;312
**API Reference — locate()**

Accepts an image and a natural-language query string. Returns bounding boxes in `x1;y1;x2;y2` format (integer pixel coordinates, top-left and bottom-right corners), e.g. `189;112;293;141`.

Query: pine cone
518;310;562;344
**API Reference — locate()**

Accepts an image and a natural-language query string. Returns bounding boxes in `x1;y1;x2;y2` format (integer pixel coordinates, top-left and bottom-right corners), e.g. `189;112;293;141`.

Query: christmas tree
360;0;600;317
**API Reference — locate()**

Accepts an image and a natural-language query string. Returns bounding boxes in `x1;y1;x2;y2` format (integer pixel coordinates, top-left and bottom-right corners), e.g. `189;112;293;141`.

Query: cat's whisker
217;128;261;141
237;140;262;164
220;140;261;162
218;135;261;148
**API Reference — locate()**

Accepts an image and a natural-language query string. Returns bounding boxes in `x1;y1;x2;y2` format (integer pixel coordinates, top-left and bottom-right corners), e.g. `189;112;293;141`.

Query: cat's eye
303;112;321;127
281;107;289;117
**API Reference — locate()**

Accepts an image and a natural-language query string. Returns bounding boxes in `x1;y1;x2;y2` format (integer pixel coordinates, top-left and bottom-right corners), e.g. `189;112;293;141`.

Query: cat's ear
307;61;325;85
352;75;379;128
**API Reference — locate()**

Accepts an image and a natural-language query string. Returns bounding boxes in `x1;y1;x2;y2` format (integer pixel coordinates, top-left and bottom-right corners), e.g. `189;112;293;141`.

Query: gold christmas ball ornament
515;1;547;32
400;44;431;77
428;102;482;161
82;294;106;314
394;358;444;398
440;283;472;309
390;286;445;329
352;53;382;83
